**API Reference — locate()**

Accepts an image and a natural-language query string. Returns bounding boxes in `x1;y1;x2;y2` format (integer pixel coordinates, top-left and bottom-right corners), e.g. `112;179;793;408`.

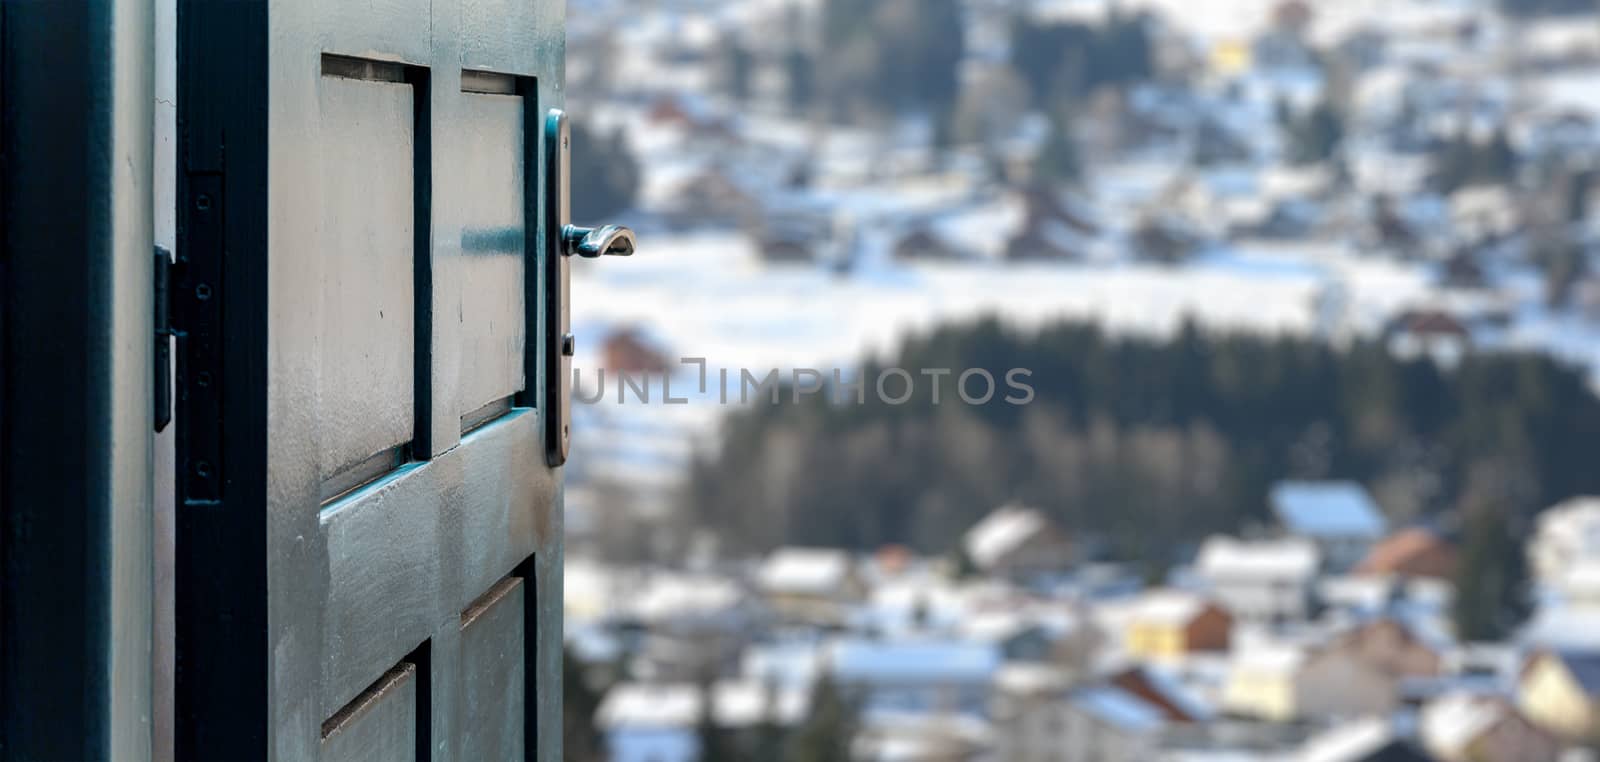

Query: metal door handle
562;224;635;258
544;109;636;466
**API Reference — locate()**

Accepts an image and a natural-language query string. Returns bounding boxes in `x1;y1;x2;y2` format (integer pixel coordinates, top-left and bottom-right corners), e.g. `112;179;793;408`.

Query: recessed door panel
320;662;418;762
458;91;526;418
316;74;416;484
458;578;527;761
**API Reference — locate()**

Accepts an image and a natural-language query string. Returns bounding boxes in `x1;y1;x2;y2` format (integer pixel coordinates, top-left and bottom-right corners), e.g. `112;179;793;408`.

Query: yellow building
1125;592;1231;661
1520;650;1600;743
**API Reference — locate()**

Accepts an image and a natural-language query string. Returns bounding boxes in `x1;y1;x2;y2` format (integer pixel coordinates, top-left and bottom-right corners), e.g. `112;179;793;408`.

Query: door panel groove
322;53;408;83
321;661;415;740
461;396;515;435
460;575;521;629
321;443;414;505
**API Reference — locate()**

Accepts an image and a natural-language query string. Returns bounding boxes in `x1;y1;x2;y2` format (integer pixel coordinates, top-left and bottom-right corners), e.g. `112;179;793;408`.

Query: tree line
684;318;1600;575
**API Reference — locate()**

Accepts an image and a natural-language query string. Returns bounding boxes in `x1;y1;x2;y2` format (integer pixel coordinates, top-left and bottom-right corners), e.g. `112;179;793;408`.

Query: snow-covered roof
1533;496;1600;558
758;547;853;596
994;663;1073;696
959;610;1037;644
1069;686;1166;733
741;638;824;691
828;639;999;684
1544;650;1600;697
1196;536;1320;581
1230;640;1310;677
1298;717;1415;762
597;680;809;731
1561;558;1600;597
627;572;749;625
1130;591;1221;627
1270;481;1386;540
1420;692;1511;758
964;504;1055;570
1114;664;1218;723
1520;605;1600;651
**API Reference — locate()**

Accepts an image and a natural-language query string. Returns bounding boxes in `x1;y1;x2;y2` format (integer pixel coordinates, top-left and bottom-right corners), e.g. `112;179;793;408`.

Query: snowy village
550;0;1600;760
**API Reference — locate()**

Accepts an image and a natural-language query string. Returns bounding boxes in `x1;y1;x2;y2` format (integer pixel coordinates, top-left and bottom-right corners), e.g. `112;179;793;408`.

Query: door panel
176;0;566;757
316;73;417;485
457;91;528;418
458;577;528;761
320;663;419;762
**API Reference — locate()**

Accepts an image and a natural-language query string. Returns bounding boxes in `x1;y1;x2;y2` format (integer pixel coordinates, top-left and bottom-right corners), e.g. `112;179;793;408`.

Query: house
1326;617;1446;679
1106;665;1216;723
756;547;865;627
891;227;963;262
1130;213;1207;264
962;504;1071;581
1519;649;1600;743
1384;309;1472;369
1557;558;1600;610
1222;641;1398;722
959;612;1059;663
1449;185;1521;242
1271;481;1388;572
597;680;809;762
1003;685;1165;762
621;572;761;680
1528;496;1600;589
1124;591;1233;661
854;712;993;762
662;166;761;229
1355;527;1459;581
1421;692;1561;762
600;326;673;376
1002;185;1101;262
1194;536;1320;623
826;638;999;717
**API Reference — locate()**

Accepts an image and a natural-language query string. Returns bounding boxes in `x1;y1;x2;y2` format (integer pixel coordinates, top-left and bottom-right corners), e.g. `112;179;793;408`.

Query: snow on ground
571;231;1331;375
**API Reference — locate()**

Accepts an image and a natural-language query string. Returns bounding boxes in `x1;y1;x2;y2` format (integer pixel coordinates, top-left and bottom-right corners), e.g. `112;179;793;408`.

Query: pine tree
570;123;640;223
697;674;732;762
1452;507;1530;641
1034;112;1081;184
786;48;814;116
721;37;754;103
750;678;788;761
562;647;607;762
785;675;859;762
1287;99;1343;165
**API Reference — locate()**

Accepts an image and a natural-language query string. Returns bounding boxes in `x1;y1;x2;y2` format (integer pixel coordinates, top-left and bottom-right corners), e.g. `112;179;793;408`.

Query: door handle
562;224;636;258
544;109;635;466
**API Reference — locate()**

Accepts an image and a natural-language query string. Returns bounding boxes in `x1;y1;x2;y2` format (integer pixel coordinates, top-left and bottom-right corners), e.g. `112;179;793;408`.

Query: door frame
0;0;157;757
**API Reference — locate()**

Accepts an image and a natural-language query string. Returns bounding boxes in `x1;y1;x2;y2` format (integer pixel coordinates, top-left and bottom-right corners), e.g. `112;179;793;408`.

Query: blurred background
557;0;1600;759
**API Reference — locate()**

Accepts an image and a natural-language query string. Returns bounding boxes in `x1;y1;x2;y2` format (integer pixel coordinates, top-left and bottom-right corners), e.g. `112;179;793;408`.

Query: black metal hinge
155;245;173;432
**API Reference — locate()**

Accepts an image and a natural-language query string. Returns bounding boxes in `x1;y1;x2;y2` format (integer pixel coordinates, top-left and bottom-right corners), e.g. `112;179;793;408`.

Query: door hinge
155;245;173;432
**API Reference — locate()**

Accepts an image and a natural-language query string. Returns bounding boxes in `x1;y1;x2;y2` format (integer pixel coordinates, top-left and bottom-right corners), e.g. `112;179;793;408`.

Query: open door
175;0;574;757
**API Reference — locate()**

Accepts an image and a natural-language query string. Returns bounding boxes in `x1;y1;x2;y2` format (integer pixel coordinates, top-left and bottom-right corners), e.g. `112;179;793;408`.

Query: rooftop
1069;686;1166;732
1196;535;1320;580
829;638;1000;684
963;504;1056;569
1270;481;1387;539
759;547;854;596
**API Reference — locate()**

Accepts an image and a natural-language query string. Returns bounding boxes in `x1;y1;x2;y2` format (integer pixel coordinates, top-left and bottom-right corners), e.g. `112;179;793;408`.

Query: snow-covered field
569;232;1423;375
